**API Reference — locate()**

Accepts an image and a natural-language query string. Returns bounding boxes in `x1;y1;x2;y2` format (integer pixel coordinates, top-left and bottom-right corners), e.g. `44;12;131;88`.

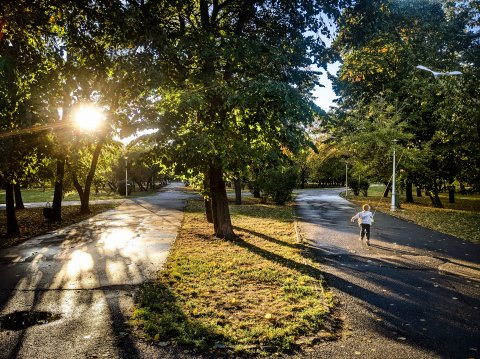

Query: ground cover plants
347;185;480;243
131;198;337;356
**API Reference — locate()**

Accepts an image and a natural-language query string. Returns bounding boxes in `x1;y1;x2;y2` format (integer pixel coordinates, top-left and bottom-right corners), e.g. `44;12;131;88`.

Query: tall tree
331;0;477;206
121;0;346;239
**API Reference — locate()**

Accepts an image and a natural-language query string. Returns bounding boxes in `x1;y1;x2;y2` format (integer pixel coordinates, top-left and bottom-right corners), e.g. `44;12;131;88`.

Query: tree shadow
231;226;480;358
0;188;193;358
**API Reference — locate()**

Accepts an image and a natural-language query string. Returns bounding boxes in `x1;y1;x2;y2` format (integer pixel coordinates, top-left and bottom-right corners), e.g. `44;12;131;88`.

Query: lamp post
124;156;128;198
345;162;348;197
390;140;398;211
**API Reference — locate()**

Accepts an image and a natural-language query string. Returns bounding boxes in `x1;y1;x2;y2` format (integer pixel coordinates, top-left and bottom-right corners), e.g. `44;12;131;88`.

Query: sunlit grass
131;198;337;356
0;187;159;204
347;185;480;243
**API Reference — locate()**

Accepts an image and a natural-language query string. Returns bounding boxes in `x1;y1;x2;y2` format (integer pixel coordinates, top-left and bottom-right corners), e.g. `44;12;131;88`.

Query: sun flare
73;105;105;132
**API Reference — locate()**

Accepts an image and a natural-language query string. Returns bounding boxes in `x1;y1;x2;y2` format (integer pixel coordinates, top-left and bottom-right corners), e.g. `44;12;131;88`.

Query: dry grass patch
131;198;337;356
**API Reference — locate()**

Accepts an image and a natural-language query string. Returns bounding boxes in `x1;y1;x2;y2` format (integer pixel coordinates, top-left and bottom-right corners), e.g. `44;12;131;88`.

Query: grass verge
131;198;338;356
0;188;160;203
0;203;119;247
347;185;480;243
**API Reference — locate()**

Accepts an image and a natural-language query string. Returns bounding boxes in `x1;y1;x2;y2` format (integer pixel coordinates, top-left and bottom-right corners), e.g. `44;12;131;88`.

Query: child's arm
351;213;359;222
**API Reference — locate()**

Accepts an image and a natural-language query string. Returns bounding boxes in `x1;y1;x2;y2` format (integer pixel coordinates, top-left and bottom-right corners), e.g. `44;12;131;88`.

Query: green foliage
116;180;133;196
331;0;479;201
348;178;360;196
359;179;370;197
256;166;298;205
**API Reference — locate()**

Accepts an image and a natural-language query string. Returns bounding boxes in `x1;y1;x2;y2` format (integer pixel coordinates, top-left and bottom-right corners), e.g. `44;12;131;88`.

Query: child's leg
360;224;365;240
365;224;371;241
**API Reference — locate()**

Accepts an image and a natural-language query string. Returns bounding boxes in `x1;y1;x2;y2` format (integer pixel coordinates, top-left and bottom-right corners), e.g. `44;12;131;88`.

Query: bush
348;178;360;196
257;167;297;205
117;180;133;195
359;180;370;197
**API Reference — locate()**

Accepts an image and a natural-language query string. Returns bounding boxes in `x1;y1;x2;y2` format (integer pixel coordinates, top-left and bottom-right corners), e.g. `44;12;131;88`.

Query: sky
312;62;340;112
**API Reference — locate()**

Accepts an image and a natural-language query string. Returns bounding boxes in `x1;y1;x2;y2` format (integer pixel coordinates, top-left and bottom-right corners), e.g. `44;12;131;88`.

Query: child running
351;204;374;246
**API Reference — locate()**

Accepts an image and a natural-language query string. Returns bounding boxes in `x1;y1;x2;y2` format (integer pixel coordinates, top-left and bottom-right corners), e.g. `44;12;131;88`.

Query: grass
130;198;338;356
0;203;119;247
0;187;160;204
347;185;480;243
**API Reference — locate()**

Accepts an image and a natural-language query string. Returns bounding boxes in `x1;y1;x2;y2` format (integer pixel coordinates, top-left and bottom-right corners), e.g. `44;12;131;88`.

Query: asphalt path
295;188;480;359
0;182;195;359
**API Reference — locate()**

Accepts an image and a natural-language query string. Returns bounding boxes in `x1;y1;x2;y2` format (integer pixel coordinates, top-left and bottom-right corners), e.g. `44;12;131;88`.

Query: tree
331;0;477;207
120;0;345;239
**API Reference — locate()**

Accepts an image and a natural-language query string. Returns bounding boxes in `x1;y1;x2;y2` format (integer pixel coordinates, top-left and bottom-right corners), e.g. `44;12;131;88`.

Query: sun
73;105;105;132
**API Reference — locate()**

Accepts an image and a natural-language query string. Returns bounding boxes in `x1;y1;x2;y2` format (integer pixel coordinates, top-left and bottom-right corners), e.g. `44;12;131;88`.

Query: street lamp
345;162;348;197
124;156;128;198
390;139;398;211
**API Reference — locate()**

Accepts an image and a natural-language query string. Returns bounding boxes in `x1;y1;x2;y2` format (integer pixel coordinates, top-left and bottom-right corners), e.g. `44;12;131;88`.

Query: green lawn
0;187;160;204
131;198;337;356
347;185;480;243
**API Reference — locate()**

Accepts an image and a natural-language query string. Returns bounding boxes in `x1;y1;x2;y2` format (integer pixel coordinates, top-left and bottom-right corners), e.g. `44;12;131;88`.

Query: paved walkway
0;182;196;359
295;188;480;359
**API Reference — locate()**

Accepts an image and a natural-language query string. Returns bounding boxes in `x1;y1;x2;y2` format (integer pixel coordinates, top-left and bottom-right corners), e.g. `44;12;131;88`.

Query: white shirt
352;210;374;225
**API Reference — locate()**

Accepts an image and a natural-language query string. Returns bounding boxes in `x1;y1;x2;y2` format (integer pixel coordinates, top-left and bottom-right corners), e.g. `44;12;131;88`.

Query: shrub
257;166;297;205
348;178;360;196
117;180;133;195
359;180;370;197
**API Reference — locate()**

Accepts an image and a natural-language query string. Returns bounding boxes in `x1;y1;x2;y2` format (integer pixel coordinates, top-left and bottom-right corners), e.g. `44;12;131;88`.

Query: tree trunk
426;182;443;208
405;180;414;203
300;167;307;189
234;176;242;205
448;176;455;203
209;163;235;239
416;186;422;197
383;183;391;198
52;157;65;222
14;183;25;209
433;179;444;208
203;171;213;223
71;140;104;214
6;181;20;235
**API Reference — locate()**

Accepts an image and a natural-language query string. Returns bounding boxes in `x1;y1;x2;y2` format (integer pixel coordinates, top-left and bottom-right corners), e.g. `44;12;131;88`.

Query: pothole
0;311;61;331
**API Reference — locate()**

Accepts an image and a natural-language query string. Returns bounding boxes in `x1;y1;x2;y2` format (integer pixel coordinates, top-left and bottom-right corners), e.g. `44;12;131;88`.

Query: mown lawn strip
131;198;336;356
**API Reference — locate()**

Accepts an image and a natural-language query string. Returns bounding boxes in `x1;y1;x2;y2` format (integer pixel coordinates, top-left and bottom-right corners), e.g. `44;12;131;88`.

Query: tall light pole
345;162;348;197
390;140;398;211
124;156;128;198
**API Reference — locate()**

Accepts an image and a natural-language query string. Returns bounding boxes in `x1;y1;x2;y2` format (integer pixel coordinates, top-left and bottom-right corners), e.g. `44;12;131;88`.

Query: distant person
351;204;374;246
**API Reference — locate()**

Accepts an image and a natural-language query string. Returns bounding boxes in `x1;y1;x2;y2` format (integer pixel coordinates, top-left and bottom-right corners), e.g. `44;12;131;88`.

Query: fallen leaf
265;313;272;319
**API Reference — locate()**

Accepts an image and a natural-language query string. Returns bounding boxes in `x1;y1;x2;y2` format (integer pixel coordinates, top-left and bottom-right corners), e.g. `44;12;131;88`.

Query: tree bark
416;186;422;197
234;176;242;205
6;181;20;235
405;180;414;203
209;163;235;239
448;176;455;203
203;171;213;223
300;166;307;189
426;181;443;208
14;183;25;209
71;139;104;214
52;157;65;222
383;183;391;198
